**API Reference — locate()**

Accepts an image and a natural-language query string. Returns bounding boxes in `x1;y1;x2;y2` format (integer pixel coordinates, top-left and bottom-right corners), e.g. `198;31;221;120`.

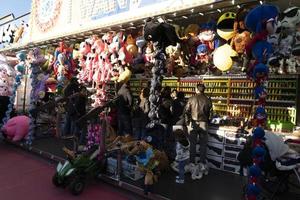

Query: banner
28;0;217;43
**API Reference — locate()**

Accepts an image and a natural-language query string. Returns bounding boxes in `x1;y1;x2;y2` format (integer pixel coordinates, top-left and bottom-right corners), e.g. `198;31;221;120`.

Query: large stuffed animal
1;115;30;142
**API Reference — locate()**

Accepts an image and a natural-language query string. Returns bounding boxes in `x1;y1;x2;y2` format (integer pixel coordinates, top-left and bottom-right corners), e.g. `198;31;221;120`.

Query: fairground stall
1;0;300;199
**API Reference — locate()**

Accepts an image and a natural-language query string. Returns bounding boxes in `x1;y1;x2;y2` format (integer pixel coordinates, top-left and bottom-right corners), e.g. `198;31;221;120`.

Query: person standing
62;77;80;138
171;91;186;126
116;82;133;136
184;83;212;168
174;129;190;184
136;87;150;139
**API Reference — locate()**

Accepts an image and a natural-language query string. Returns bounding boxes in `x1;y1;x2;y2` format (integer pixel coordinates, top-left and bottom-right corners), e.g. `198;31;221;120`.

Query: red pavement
0;142;142;200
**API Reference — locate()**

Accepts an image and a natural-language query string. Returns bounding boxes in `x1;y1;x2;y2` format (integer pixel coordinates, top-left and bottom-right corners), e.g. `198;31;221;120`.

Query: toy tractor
52;146;102;195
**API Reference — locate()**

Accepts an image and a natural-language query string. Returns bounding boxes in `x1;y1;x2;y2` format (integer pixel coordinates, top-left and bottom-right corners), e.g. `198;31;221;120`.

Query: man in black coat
116;82;133;136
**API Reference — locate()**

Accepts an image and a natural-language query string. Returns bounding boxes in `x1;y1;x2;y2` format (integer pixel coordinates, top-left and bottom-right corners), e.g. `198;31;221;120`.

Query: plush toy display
1;115;30;142
244;5;279;199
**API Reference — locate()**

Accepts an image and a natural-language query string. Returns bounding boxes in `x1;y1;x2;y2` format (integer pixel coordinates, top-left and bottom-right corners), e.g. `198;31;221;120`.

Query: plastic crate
106;157;144;181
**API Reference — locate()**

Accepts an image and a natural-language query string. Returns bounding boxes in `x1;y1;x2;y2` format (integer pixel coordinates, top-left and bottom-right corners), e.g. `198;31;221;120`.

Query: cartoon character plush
165;44;185;76
231;8;251;54
1;115;30;142
254;106;267;127
281;7;300;30
217;12;236;41
198;22;216;51
254;85;267;106
126;34;138;57
213;44;238;71
253;63;269;84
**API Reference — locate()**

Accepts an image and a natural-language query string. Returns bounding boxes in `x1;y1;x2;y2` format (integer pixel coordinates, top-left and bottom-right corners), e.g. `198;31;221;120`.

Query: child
174;129;190;184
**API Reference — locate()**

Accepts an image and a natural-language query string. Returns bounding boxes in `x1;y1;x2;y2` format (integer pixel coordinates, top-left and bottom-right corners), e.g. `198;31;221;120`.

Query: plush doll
254;85;267;106
196;44;210;64
231;8;251;54
254;106;267;127
181;24;201;67
281;7;300;30
126;34;138;57
217;12;236;41
253;63;269;84
213;44;238;72
122;140;169;195
33;74;49;101
286;57;297;74
198;22;216;51
1;115;30;142
165;44;185;76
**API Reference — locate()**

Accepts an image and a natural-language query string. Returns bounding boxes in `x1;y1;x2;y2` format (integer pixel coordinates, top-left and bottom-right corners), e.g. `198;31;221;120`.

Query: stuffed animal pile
267;6;300;74
244;4;279;200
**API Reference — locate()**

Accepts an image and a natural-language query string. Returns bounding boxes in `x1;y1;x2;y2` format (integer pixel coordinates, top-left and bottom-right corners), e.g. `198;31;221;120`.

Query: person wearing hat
184;83;212;170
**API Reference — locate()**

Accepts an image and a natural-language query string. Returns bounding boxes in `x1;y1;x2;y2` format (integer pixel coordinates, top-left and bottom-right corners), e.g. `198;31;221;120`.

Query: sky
0;0;32;19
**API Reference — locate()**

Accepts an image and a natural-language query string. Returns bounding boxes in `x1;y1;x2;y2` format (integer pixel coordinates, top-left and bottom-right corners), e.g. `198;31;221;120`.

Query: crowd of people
61;79;212;184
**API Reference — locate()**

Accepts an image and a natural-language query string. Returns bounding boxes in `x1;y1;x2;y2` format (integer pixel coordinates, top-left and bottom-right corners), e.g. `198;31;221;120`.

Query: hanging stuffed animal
213;44;238;72
126;34;138;57
231;8;251;54
198;22;217;51
217;12;236;41
254;85;267;106
181;24;200;67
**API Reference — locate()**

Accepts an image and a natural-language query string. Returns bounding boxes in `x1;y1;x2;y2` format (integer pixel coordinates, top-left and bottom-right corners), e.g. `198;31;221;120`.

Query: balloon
217;12;236;41
1;115;30;142
213;44;238;71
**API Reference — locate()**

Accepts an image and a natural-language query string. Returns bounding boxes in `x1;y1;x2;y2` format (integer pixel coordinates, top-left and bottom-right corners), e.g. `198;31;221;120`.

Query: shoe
175;179;184;184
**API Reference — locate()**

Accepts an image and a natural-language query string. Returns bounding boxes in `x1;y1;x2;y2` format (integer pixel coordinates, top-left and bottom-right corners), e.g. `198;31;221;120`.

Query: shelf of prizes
130;74;300;133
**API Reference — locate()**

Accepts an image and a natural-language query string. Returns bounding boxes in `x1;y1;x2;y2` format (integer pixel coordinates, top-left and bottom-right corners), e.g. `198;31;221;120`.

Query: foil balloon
213;44;238;71
217;12;236;41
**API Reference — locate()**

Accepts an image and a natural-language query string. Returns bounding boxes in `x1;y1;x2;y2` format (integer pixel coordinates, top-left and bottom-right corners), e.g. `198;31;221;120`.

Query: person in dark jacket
184;83;212;166
117;82;133;136
62;77;80;138
136;87;150;139
171;91;186;126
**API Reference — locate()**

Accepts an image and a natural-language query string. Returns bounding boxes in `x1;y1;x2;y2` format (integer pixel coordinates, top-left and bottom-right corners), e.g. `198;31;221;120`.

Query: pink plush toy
2;115;30;142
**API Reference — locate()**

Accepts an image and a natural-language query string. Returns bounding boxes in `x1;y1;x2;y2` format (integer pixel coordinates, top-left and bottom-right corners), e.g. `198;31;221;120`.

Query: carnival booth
1;0;300;199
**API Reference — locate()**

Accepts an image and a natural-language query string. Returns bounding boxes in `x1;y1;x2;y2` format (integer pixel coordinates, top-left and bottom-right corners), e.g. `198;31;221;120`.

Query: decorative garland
34;0;62;32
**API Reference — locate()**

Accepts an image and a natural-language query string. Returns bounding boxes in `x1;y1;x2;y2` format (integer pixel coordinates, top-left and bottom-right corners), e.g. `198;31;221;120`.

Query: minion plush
217;12;236;41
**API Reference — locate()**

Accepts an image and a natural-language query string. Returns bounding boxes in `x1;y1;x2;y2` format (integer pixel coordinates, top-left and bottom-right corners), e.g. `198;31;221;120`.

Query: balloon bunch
1;52;26;127
244;5;279;200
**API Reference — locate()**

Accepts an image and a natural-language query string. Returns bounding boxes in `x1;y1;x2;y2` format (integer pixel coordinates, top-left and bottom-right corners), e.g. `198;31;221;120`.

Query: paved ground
0;141;142;200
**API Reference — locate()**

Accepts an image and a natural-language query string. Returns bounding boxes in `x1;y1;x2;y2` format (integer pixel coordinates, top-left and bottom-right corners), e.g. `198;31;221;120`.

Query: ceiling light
217;9;221;13
190;9;194;13
237;5;241;9
232;0;235;4
199;12;204;16
167;19;173;22
210;4;214;8
120;28;125;31
182;16;188;19
260;1;263;4
173;12;177;16
130;22;134;25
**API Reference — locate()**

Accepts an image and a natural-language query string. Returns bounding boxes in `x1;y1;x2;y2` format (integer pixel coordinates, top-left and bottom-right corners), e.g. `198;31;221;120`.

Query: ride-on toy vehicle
52;146;102;195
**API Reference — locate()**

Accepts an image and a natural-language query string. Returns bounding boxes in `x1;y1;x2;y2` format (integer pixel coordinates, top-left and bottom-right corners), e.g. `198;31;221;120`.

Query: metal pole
22;64;28;113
